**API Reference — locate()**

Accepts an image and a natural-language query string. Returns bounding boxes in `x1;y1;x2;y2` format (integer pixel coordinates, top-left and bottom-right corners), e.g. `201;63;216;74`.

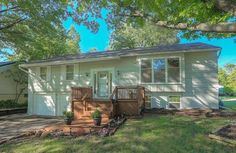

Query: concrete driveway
0;114;63;143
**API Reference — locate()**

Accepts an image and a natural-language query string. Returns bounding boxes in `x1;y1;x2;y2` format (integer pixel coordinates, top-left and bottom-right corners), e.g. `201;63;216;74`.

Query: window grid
141;57;181;84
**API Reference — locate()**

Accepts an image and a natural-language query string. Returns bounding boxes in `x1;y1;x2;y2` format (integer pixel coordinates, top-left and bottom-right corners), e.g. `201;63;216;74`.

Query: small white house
20;43;221;116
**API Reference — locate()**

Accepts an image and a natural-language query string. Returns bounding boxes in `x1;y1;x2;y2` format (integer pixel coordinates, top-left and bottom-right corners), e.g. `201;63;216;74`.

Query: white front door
97;71;109;97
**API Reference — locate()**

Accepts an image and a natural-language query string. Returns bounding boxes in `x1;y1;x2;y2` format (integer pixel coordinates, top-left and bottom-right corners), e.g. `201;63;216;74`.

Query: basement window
168;96;181;109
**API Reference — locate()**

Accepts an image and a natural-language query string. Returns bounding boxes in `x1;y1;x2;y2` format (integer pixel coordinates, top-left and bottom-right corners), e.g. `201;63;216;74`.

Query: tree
109;22;179;50
219;64;236;96
74;0;236;39
4;63;27;103
0;0;80;61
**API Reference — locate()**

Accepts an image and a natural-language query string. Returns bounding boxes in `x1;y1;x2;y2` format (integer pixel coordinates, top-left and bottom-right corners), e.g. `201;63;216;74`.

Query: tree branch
0;18;26;31
118;12;236;33
0;6;18;14
156;21;236;33
214;0;236;16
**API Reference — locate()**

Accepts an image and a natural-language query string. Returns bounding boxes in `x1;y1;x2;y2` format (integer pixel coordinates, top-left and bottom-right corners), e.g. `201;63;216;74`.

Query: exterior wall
182;51;219;109
0;65;27;103
27;50;219;116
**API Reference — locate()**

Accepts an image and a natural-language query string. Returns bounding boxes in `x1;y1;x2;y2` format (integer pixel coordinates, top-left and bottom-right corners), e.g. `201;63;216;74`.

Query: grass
223;100;236;110
221;96;236;110
220;96;236;101
1;115;236;153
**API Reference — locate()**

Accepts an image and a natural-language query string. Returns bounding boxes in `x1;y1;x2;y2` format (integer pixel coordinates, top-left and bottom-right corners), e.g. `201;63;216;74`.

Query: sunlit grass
1;115;235;153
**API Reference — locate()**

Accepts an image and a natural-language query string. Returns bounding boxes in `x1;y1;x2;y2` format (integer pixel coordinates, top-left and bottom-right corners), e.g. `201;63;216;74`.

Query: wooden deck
71;86;145;119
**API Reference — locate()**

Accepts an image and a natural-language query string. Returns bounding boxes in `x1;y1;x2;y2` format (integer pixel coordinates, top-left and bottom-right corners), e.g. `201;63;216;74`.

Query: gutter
20;56;121;68
20;48;220;68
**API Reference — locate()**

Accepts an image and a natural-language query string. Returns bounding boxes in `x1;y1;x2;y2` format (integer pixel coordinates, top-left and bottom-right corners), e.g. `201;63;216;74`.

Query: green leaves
0;0;80;61
109;22;179;50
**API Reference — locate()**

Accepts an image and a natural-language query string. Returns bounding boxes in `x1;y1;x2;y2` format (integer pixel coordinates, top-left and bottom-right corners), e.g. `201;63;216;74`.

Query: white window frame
40;67;47;81
139;56;181;84
91;67;115;99
66;65;74;80
168;95;181;109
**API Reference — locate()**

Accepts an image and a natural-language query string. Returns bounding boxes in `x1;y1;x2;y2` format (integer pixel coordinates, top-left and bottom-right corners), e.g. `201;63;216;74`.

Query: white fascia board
121;48;220;58
20;56;120;68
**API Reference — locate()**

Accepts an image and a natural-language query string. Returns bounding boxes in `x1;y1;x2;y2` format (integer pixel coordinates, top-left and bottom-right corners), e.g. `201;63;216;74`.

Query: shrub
0;100;27;109
91;109;102;119
63;111;74;119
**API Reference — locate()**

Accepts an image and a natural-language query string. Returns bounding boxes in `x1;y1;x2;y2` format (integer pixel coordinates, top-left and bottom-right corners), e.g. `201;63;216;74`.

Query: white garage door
57;94;70;116
34;93;56;116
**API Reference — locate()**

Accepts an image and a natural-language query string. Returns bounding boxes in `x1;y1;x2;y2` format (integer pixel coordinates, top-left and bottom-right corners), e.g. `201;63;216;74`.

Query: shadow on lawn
1;115;235;153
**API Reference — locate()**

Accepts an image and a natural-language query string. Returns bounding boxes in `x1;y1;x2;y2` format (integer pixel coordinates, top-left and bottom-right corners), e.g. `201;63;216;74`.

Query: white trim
20;48;219;68
21;56;120;67
139;56;182;85
90;67;115;99
168;95;181;109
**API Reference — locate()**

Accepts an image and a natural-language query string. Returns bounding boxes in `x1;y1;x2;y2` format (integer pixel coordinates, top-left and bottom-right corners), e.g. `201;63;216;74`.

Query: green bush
63;111;74;119
91;109;102;119
0;99;27;109
224;86;236;96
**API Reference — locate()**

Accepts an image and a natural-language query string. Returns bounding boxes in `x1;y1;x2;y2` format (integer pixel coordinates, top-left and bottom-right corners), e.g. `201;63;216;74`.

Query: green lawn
1;115;236;153
221;96;236;110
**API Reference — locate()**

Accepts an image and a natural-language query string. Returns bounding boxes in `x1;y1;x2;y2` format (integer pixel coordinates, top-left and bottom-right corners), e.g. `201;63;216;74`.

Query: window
66;65;74;80
168;96;180;109
40;67;47;80
140;57;180;83
141;59;152;83
168;58;180;82
153;59;166;83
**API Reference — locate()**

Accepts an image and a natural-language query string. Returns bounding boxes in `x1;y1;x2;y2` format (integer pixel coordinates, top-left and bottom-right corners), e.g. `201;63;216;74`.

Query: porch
71;86;146;119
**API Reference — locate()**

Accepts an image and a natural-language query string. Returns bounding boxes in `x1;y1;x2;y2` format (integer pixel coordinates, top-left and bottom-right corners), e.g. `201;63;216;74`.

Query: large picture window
66;65;74;80
141;57;180;83
153;59;166;83
141;59;152;83
168;58;180;82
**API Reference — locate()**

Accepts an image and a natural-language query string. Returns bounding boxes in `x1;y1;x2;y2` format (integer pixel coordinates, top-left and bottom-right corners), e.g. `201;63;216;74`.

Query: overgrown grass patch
1;115;235;153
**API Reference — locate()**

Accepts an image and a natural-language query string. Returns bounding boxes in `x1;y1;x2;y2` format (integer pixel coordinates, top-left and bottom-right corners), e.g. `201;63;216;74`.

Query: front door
97;71;109;97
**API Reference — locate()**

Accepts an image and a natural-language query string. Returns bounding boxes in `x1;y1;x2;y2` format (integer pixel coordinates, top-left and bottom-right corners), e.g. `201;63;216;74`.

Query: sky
63;10;236;67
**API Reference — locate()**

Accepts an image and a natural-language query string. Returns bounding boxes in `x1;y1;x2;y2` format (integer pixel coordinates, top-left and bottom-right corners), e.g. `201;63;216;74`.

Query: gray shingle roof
0;61;16;67
27;42;221;64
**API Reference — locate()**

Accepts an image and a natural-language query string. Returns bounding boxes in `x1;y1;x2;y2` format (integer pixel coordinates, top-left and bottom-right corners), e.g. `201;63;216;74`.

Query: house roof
0;61;16;67
22;42;221;67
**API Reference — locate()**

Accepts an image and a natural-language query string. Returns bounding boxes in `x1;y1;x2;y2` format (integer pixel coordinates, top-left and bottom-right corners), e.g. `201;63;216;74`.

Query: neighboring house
20;43;221;116
0;62;27;103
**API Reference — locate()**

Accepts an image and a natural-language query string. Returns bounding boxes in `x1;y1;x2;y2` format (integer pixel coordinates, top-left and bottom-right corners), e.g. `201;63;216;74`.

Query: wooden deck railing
110;86;145;101
110;86;145;116
71;87;93;101
72;86;146;117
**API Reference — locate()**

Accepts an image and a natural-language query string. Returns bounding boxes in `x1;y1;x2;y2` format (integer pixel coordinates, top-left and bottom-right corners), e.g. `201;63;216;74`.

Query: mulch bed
0;108;27;116
0;117;127;145
144;108;236;117
209;124;236;146
216;125;236;139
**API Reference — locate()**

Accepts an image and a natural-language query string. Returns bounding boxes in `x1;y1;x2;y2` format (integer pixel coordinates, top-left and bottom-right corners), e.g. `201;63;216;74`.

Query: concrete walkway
0;114;63;143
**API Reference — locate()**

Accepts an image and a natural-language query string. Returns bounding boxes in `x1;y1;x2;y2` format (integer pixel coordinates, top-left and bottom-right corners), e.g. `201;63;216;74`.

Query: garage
33;93;70;116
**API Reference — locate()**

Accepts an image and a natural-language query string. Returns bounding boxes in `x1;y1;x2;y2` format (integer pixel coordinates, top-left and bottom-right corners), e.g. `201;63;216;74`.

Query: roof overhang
20;48;220;68
20;56;121;68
